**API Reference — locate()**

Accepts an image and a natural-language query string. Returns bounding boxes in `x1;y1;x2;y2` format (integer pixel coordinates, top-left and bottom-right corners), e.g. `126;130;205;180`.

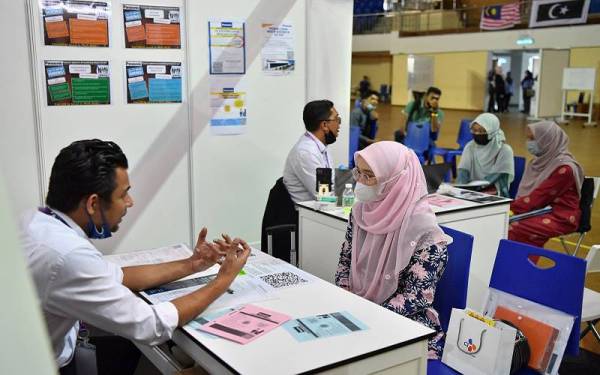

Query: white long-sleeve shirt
19;209;179;367
283;132;335;203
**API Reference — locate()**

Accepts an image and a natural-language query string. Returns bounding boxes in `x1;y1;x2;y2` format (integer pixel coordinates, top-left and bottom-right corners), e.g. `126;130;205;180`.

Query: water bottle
342;183;355;208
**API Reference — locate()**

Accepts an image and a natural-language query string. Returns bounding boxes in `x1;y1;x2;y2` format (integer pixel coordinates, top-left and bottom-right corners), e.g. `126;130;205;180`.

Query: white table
108;247;434;375
297;190;511;310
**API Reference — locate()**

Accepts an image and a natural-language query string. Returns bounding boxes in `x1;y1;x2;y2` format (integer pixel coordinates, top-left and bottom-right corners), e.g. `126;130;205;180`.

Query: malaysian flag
480;2;521;30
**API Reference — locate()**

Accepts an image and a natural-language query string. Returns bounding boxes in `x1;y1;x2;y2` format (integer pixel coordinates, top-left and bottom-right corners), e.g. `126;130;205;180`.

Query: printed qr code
260;272;307;288
169;11;180;23
212;62;223;73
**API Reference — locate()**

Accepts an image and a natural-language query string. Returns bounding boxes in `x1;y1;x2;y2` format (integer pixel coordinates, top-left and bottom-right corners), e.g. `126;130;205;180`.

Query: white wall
352;24;600;54
0;172;57;374
1;0;354;253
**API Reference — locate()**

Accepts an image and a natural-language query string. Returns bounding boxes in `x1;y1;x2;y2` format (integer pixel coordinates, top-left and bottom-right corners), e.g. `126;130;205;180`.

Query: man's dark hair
46;139;128;213
426;86;442;96
361;90;379;100
303;100;334;132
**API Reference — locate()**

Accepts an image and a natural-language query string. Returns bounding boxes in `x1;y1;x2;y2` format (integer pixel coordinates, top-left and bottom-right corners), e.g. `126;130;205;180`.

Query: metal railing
353;1;600;37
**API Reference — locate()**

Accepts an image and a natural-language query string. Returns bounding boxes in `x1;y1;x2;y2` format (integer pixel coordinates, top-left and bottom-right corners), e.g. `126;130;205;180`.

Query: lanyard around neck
304;132;330;168
39;207;71;229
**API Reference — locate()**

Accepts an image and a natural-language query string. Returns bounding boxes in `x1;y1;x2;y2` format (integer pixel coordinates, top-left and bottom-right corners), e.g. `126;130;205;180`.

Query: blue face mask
366;103;375;111
86;209;112;239
526;140;542;156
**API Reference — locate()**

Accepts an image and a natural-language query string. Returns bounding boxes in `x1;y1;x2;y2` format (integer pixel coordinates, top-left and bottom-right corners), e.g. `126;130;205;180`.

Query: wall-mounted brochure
210;78;247;135
122;4;181;48
126;61;182;104
208;20;246;75
261;22;294;75
40;0;110;47
44;60;110;105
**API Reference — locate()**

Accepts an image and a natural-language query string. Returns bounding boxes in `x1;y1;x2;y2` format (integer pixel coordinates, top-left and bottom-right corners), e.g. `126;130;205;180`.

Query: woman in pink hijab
335;141;451;359
509;121;583;247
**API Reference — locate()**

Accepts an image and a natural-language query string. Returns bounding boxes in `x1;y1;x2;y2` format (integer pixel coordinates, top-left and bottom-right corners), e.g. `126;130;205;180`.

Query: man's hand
370;110;379;120
189;228;225;273
216;239;251;282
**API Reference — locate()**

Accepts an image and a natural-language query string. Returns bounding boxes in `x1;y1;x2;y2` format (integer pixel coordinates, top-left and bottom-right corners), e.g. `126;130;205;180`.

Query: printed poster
209;78;247;135
126;61;182;104
123;4;181;48
44;60;110;105
208;20;246;74
40;0;110;47
261;22;295;75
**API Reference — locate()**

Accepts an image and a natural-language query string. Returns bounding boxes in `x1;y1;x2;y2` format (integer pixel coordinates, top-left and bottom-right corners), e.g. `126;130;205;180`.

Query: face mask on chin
86;208;112;239
324;129;337;145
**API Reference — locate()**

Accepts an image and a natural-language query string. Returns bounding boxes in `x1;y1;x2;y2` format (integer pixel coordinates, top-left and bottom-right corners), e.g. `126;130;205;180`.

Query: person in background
509;121;584;247
283;100;340;203
335;141;451;359
487;70;496;113
521;70;535;115
395;87;444;151
504;71;513;113
494;66;506;113
456;113;514;197
350;91;379;150
20;140;250;375
359;75;371;98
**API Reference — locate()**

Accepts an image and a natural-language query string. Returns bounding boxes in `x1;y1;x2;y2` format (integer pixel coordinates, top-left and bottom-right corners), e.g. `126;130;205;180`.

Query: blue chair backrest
349;125;361;168
509;156;526;199
405;121;431;155
434;226;474;332
457;119;473;149
489;240;586;356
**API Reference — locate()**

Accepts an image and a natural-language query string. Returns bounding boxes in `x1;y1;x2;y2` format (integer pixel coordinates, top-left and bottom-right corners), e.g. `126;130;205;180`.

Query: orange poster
69;18;109;46
46;20;69;39
126;24;146;42
145;23;180;46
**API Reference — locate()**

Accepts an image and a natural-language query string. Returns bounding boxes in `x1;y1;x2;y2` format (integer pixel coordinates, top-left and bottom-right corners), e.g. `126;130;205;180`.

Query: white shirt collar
49;208;88;239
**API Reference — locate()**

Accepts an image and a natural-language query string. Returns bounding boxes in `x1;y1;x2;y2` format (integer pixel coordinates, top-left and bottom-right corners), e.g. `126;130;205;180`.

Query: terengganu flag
530;0;590;28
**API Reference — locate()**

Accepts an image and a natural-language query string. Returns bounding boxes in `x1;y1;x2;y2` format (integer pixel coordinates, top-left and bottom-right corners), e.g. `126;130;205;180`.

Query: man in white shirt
20;139;250;375
283;100;341;203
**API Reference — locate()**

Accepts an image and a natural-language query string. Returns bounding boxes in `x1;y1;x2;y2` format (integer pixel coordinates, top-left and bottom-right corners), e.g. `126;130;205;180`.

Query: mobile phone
315;167;333;193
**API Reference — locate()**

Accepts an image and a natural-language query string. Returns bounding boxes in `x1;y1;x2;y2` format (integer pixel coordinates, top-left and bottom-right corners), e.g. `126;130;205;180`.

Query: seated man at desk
20;139;250;375
395;87;444;148
350;91;379;150
283;100;340;203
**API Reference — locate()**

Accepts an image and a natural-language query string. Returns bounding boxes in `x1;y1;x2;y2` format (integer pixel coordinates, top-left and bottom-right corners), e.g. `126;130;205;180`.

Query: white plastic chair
581;245;600;343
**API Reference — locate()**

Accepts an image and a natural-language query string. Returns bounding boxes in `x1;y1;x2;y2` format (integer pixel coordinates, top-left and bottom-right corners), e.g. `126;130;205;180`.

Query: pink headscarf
517;121;584;198
350;142;451;304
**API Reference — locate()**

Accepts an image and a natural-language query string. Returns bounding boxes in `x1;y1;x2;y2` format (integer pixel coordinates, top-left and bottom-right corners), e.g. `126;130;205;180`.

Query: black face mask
324;130;337;145
473;134;490;146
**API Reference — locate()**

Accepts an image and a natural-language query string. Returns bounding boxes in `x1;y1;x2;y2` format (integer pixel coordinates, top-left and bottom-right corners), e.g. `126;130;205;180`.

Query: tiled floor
371;103;600;352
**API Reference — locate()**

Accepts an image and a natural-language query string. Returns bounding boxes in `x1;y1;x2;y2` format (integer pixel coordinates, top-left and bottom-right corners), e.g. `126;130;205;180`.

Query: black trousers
59;336;141;375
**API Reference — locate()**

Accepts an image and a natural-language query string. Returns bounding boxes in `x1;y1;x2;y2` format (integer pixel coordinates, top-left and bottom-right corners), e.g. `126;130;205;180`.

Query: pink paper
199;304;291;344
427;194;466;208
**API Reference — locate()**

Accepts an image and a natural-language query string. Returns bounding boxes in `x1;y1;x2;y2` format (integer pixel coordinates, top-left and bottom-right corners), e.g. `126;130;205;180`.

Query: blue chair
490;239;586;356
349;125;361;168
430;119;473;175
427;227;473;375
509;156;527;199
405;121;431;164
434;226;474;332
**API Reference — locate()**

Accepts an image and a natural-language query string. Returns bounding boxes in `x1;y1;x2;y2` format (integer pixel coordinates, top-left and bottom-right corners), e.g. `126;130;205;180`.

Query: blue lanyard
304;132;330;168
38;207;71;229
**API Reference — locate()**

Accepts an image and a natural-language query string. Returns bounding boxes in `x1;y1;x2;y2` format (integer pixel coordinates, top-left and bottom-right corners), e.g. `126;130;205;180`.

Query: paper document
104;243;192;267
243;256;318;289
140;273;275;312
186;308;236;339
199;304;291;344
283;311;368;342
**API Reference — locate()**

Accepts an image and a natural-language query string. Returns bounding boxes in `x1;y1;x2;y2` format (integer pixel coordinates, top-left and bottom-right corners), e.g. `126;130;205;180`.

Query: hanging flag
480;3;521;30
529;0;590;28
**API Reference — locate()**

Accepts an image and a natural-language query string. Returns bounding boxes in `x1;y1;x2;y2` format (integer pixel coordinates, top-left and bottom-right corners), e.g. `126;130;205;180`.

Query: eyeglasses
324;116;342;124
352;167;377;185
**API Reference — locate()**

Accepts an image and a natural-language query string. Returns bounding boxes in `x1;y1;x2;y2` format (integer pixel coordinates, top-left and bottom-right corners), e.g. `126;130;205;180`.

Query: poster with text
208;20;246;75
40;0;110;47
44;60;110;105
123;4;181;48
209;78;247;135
261;22;294;75
126;61;182;104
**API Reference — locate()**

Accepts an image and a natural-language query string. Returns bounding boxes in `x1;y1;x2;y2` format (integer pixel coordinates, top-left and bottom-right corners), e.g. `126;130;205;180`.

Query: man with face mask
20;140;250;375
283;100;340;203
350;91;379;150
